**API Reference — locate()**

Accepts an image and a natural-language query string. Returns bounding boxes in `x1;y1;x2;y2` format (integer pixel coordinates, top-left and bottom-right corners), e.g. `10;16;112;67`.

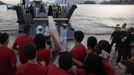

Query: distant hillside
0;1;6;5
100;1;134;4
83;1;96;4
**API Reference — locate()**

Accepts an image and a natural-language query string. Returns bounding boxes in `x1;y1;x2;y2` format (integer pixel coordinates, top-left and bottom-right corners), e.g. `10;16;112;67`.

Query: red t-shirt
71;44;87;62
129;56;134;63
47;64;71;75
37;48;51;66
16;63;47;75
77;68;85;75
0;46;16;75
13;34;33;63
102;59;115;75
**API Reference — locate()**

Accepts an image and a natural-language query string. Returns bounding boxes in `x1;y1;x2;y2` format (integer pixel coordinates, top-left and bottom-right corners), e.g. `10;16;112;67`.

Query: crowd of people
25;2;64;18
0;23;134;75
110;23;134;63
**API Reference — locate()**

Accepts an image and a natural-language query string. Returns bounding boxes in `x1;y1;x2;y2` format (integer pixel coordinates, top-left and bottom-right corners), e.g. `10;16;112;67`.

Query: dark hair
23;43;37;60
0;33;9;44
87;36;97;50
84;53;107;75
59;51;72;71
74;31;84;43
33;34;46;50
97;40;111;54
23;25;30;33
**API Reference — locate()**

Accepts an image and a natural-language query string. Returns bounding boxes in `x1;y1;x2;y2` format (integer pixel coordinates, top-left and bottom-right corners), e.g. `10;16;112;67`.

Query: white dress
60;26;68;51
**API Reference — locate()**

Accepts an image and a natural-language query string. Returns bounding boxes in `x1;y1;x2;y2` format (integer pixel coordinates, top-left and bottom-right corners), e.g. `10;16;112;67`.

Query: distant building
55;0;86;5
83;1;96;4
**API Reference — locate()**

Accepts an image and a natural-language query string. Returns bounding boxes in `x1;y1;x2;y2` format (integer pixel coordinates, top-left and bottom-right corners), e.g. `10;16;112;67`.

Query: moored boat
15;0;77;40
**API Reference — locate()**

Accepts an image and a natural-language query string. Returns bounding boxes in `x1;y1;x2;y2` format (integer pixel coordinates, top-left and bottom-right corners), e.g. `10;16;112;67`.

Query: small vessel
15;0;77;40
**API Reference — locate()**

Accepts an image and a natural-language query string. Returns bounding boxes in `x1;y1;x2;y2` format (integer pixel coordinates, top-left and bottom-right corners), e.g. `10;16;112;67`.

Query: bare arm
72;57;84;67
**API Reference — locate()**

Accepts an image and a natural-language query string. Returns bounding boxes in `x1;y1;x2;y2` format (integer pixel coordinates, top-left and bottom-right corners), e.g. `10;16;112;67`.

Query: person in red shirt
0;33;16;75
71;31;87;67
48;52;76;75
16;43;47;75
129;45;134;63
33;34;51;66
12;25;33;63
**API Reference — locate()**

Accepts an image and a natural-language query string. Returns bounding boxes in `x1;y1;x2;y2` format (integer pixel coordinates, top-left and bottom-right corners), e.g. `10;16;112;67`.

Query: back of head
33;34;46;50
97;40;111;54
74;31;84;43
23;25;30;33
59;51;72;71
87;36;97;50
122;23;127;28
0;33;9;45
84;53;107;75
23;43;37;60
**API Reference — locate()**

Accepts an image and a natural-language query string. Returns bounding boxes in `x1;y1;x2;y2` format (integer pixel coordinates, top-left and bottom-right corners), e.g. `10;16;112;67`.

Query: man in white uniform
60;23;68;51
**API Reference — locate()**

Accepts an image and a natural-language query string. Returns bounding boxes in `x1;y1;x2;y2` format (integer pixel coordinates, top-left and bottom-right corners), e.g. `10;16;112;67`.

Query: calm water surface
0;4;134;34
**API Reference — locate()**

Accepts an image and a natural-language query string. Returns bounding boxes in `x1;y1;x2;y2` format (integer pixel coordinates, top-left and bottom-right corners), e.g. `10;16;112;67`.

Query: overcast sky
0;0;110;4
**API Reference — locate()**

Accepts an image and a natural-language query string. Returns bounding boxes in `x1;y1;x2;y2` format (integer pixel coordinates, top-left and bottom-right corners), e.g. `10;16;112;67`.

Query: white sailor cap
36;25;44;34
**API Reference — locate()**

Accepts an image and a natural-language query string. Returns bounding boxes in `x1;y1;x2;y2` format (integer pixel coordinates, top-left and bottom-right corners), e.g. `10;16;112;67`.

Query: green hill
0;1;6;5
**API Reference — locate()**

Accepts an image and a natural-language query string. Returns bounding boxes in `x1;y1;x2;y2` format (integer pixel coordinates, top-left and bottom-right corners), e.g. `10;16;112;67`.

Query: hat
36;25;44;34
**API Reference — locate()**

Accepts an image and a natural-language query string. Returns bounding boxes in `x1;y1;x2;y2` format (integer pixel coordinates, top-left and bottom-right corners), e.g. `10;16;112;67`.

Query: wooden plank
33;18;68;21
48;16;61;52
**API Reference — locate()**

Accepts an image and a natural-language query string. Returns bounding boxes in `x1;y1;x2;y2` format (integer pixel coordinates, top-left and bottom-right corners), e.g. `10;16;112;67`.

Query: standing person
38;4;45;18
16;43;47;75
22;0;26;8
48;4;53;16
0;33;16;75
29;3;35;17
44;4;48;17
25;9;33;25
12;25;33;64
71;31;87;67
60;23;68;51
110;24;121;49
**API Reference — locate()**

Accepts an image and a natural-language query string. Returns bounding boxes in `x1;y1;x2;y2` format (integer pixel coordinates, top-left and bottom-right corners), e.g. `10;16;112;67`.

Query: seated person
47;52;73;75
16;43;47;75
33;34;51;66
87;36;97;54
71;31;87;67
12;25;33;64
84;53;114;75
0;33;16;75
